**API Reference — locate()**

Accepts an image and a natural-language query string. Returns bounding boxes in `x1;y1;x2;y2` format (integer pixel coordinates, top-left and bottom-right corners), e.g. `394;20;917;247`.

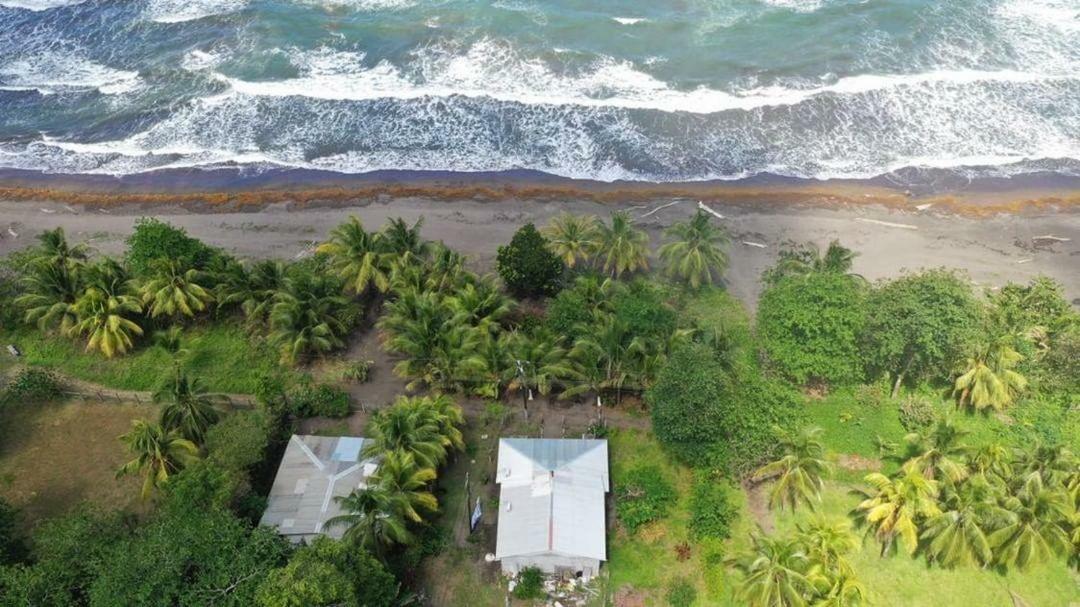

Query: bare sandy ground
1;197;1077;307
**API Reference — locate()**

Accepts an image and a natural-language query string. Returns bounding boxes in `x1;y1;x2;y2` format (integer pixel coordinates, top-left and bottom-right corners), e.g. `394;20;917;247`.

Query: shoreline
1;167;1079;218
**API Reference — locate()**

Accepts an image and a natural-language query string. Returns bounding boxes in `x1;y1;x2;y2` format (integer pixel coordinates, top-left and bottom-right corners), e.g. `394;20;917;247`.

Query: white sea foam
208;41;1075;114
0;52;140;95
0;0;83;10
144;0;247;23
612;17;645;25
758;0;825;13
296;0;417;10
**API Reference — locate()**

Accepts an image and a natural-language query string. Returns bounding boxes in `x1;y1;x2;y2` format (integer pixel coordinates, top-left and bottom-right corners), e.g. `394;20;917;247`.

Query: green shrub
897;396;937;431
666;577;697;607
340;360;372;383
1;368;63;404
688;473;737;541
545;289;592;340
254;373;288;414
615;465;676;534
496;224;564;299
757;272;867;386
125;217;218;275
288;381;351;418
612;281;676;341
512;567;545;600
206;411;271;474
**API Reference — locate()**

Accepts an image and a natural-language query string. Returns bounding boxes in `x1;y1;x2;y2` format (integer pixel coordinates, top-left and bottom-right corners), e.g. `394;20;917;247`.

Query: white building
260;434;379;543
494;438;610;580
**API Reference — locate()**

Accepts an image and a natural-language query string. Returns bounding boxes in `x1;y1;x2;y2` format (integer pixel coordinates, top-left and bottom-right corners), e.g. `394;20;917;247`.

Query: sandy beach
1;183;1077;308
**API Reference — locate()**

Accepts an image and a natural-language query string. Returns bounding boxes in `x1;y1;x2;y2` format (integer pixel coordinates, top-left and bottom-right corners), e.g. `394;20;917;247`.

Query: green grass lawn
602;429;1080;607
1;323;287;394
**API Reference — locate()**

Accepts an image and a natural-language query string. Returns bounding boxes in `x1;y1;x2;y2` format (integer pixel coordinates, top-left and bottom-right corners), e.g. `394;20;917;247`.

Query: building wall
500;554;602;580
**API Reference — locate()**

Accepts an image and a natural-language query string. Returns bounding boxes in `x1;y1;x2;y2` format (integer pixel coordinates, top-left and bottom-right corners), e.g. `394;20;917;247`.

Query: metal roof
494;438;609;562
259;434;379;541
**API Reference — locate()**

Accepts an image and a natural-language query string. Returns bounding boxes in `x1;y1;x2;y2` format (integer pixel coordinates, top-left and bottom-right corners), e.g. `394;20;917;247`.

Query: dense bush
496;224;564;298
757;272;867;385
666;577;697;607
0;368;63;404
688;473;738;541
897;396;937;431
206;410;272;474
648;343;801;474
125;217;218;275
615;465;677;534
861;269;982;396
611;281;676;341
544;289;592;340
287;381;351;418
257;536;397;607
512;567;545;600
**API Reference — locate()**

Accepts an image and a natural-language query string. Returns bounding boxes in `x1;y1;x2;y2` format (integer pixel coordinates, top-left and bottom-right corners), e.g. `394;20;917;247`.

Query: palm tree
140;260;214;319
728;533;818;607
901;418;970;483
445;278;511;332
68;259;143;358
952;338;1028;412
812;572;868;607
987;473;1074;571
317;217;391;295
380;289;472;391
154;370;221;444
460;330;514;399
920;476;1005;568
364;400;450;469
373;450;438;522
594;212;649;278
658;209;730;289
852;463;941;556
542;213;599;268
969;442;1014;482
426;243;467;292
506;331;574;397
565;312;646;404
325;486;413;555
796;516;860;575
379;217;430;267
1014;443;1076;489
216;259;287;326
423;394;466;454
35;227;89;270
269;274;352;365
116;419;200;500
766;240;858;284
752;427;830;511
17;261;81;334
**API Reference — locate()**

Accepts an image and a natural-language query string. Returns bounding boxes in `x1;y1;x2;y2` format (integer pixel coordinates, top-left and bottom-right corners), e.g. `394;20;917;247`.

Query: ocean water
0;0;1077;183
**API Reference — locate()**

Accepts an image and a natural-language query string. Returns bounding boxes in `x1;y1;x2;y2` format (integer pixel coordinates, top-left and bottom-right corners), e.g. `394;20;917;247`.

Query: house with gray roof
260;434;379;543
494;438;610;580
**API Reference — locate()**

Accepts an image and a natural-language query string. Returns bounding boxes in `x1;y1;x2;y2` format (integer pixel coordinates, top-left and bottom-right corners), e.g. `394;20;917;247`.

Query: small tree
496;224;564;299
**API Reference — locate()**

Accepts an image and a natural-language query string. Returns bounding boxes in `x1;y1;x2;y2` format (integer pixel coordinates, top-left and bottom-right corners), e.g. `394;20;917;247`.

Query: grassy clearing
1;323;287;394
0;400;149;526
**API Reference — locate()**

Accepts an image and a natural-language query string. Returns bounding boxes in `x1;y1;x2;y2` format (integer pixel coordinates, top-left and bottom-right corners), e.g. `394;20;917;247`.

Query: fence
59;388;257;409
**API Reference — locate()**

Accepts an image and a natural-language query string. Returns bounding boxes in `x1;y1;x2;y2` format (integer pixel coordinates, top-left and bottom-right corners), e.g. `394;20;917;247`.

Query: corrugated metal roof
494;438;609;562
260;434;378;541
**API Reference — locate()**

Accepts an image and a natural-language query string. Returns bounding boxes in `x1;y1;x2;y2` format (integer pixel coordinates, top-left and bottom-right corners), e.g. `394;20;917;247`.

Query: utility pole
515;359;530;421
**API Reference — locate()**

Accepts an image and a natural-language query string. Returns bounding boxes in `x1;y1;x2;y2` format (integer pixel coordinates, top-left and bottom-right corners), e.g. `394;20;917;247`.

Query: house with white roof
260;434;380;543
494;438;610;580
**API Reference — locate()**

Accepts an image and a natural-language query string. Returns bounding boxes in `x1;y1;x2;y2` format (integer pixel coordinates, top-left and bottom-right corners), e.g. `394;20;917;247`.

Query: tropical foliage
116;419;200;500
658;209;729;289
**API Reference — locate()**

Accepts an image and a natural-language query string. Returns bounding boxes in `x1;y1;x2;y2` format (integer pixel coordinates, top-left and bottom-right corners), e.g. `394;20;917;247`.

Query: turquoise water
0;0;1077;182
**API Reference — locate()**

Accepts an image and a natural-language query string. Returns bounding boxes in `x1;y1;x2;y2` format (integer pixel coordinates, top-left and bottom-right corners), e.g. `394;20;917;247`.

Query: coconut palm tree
35;227;89;270
852;463;941;556
154;370;222;444
920;475;1005;568
594;212;649;278
765;240;858;285
969;442;1014;482
460;330;514;399
268;274;352;365
658;209;730;289
542;213;600;268
796;516;860;575
317;217;391;296
216;259;287;326
426;243;467;292
901;418;971;484
952;338;1028;412
753;427;831;512
424;394;466;454
728;533;818;607
988;473;1073;570
380;289;473;391
117;419;200;500
325;486;413;555
363;399;450;469
506;331;574;397
445;278;511;332
565;312;646;404
813;572;868;607
68;259;143;358
17;261;82;334
1014;443;1076;488
379;217;430;267
140;260;214;319
373;450;438;522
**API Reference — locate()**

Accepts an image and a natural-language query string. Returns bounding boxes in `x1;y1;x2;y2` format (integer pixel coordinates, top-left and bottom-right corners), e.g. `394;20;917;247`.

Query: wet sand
1;190;1077;308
